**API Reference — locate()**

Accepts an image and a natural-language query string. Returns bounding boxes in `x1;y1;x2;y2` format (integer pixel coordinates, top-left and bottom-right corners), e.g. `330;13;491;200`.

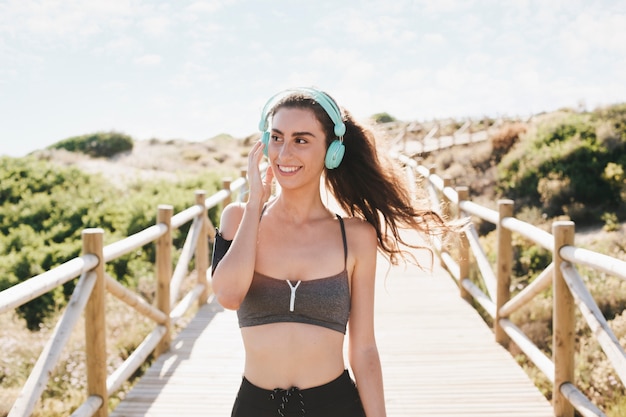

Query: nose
277;140;293;159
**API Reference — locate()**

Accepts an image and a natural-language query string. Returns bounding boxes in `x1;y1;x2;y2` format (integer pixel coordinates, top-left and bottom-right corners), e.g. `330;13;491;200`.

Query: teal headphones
258;87;346;169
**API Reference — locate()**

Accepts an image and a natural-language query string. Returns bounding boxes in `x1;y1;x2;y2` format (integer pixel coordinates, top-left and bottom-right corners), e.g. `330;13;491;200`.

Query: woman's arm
347;219;386;417
210;140;274;310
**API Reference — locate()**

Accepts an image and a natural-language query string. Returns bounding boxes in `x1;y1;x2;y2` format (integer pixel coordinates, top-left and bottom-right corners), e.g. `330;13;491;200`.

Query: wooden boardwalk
111;245;554;416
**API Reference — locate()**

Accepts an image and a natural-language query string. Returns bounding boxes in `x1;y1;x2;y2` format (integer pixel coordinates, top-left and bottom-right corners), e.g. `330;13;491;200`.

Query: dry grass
34;134;255;187
1;272;200;416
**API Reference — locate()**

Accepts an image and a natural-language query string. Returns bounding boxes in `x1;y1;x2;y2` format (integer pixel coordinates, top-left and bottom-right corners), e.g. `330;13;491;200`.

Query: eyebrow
272;128;317;137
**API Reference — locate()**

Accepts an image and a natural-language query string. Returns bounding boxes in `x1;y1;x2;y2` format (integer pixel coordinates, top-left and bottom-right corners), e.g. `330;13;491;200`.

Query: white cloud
561;9;626;57
94;36;140;57
422;33;447;47
169;61;218;88
340;12;416;45
413;0;477;14
134;54;162;66
139;16;171;36
186;1;225;14
0;0;136;39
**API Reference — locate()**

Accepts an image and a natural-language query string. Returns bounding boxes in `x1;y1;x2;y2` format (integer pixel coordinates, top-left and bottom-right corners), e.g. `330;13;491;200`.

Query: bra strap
336;214;348;268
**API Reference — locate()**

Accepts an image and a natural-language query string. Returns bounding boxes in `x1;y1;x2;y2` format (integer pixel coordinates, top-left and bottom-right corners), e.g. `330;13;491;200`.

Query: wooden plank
375;256;553;416
111;299;244;416
111;246;554;417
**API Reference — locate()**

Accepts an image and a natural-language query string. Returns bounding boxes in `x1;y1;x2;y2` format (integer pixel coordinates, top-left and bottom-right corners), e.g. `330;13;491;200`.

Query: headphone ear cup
261;131;270;157
325;140;345;169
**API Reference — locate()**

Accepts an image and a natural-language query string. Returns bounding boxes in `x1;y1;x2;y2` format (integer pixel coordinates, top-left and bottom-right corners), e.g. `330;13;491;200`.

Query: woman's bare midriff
241;322;346;390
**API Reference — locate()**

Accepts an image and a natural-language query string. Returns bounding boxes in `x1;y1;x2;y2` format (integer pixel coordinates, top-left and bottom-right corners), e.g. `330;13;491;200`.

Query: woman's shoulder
218;202;247;239
341;216;377;248
221;201;246;216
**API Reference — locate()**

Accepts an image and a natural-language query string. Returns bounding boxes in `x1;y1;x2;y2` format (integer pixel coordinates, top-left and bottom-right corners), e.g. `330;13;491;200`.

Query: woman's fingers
247;141;272;203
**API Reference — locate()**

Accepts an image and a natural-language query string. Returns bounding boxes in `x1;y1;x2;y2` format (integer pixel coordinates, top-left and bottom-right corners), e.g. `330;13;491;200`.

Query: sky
1;0;625;158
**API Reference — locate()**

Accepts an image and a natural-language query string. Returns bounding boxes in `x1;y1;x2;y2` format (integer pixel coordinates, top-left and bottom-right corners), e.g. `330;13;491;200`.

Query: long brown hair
268;91;456;266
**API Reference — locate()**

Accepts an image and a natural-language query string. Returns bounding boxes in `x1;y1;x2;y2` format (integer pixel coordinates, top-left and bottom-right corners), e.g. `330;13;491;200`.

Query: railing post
441;177;452;220
155;205;173;357
222;177;232;206
553;221;575;417
195;190;210;305
82;228;108;417
439;176;453;266
456;186;471;301
495;199;513;346
240;169;249;202
426;166;438;213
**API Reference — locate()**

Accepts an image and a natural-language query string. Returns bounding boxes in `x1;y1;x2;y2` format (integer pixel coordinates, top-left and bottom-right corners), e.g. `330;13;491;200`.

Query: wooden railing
392;152;626;417
2;143;625;416
0;172;252;417
387;119;498;156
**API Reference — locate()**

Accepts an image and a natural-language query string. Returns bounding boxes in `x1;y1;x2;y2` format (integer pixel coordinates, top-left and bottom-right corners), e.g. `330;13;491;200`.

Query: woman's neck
268;192;331;225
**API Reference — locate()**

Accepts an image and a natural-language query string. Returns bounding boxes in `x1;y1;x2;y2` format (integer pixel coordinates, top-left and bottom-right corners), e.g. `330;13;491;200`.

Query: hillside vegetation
421;103;626;415
1;104;626;415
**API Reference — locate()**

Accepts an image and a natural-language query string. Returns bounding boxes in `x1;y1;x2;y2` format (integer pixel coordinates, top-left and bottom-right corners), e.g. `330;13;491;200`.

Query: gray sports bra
211;214;350;334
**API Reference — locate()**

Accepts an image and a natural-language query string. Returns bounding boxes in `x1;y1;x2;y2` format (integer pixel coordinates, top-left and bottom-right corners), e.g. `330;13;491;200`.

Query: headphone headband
258;87;346;138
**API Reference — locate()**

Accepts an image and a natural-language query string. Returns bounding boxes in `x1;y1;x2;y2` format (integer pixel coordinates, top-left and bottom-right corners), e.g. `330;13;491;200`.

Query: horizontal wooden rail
106;325;167;396
561;262;626;386
397;152;625;417
500;216;554;251
458;200;499;224
560;245;626;281
560;383;607;417
105;273;167;324
170;216;202;305
103;224;168;263
499;263;554;318
2;168;253;417
0;254;98;314
171;204;204;230
461;278;496;317
500;318;554;379
465;225;497;300
171;283;206;325
10;271;97;417
71;396;103;417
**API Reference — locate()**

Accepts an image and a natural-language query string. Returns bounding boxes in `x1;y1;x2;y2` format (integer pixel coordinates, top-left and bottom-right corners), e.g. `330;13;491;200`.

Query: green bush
49;131;134;158
497;108;626;224
0;156;222;329
371;112;396;124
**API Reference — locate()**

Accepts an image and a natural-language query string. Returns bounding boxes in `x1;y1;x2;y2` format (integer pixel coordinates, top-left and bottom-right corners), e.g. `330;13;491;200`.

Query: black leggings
231;370;366;417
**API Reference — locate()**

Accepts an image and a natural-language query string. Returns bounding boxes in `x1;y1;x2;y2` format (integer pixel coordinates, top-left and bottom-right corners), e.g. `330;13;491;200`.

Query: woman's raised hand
247;140;274;208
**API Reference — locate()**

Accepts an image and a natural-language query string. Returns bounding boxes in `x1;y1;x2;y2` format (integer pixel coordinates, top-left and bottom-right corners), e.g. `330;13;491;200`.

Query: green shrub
49;131;133;158
497;108;626;223
0;156;222;329
602;212;620;232
371;112;396;124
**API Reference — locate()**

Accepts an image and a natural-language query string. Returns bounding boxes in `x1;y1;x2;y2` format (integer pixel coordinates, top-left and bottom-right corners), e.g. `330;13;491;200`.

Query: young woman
211;87;451;417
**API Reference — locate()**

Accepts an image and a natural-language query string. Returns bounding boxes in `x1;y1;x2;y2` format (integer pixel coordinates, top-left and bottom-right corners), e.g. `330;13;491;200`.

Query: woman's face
268;107;327;187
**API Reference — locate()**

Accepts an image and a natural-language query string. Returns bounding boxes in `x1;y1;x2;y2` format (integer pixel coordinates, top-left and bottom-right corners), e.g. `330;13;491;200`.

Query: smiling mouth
277;165;301;174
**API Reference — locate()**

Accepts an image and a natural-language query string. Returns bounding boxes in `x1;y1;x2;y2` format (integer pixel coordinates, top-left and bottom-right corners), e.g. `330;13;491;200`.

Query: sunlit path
111;239;552;416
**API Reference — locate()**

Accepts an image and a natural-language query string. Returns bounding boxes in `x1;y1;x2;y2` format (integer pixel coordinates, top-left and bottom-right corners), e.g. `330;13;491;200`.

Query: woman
211;87;451;417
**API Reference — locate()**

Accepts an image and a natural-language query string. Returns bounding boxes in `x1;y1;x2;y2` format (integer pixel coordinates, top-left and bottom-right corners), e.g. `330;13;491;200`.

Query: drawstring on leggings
269;386;305;416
